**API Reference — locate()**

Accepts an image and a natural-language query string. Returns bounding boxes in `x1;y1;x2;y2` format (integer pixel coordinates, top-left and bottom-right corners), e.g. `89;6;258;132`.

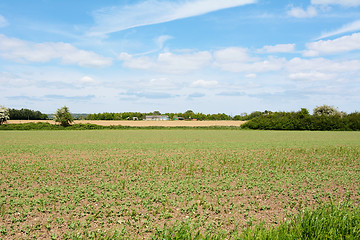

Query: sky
0;0;360;114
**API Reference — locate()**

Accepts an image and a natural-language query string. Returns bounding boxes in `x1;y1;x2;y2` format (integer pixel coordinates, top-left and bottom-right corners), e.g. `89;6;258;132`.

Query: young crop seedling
0;130;359;239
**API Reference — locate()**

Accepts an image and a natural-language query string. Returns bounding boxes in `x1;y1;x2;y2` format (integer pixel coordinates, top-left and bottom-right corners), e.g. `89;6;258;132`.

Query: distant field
6;120;246;127
0;130;359;239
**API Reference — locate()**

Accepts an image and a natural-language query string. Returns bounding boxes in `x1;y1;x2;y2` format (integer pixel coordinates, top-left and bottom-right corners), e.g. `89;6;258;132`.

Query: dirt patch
6;120;246;127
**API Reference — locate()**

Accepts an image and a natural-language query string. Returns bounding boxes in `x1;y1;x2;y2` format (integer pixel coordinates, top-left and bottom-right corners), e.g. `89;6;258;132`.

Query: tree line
85;110;240;121
8;108;48;120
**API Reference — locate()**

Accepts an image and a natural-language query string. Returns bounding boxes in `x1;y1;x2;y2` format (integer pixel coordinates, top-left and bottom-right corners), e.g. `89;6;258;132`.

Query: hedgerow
242;111;360;131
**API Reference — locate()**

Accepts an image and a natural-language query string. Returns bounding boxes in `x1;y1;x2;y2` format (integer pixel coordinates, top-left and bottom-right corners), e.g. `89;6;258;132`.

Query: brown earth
6;120;247;127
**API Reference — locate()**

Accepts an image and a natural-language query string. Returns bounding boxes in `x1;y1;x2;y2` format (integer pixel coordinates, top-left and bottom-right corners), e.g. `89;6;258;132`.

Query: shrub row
0;122;242;131
242;111;360;130
0;123;114;130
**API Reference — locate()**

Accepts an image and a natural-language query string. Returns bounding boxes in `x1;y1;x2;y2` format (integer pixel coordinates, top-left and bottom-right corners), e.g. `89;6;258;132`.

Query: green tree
54;106;73;127
0;105;10;125
183;110;195;119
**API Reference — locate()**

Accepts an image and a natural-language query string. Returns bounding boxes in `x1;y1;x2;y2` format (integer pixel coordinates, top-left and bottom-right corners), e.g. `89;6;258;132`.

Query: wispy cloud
0;14;8;27
89;0;256;36
7;94;95;102
155;35;173;49
188;92;206;98
131;35;174;56
0;72;30;87
217;91;245;96
287;6;317;18
44;95;96;101
317;20;360;39
7;96;40;101
311;0;360;7
122;90;177;99
0;34;112;67
259;43;296;53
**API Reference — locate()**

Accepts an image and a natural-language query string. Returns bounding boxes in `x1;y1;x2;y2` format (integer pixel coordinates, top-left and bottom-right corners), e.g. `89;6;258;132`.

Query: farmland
0;130;359;239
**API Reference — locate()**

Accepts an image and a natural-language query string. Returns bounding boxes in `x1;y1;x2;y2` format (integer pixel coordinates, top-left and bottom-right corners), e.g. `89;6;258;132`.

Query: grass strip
153;202;360;240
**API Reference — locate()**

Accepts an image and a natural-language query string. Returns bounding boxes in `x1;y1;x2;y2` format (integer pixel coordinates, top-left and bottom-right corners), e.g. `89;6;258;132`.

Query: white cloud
157;51;212;73
311;0;360;7
90;0;256;36
119;51;212;74
0;14;8;27
80;76;96;84
191;79;218;87
259;43;295;53
214;47;285;73
287;57;360;73
303;32;360;56
118;53;155;70
214;47;253;63
245;73;257;78
289;72;337;81
287;6;317;18
0;34;112;67
147;78;177;91
317;20;360;39
215;58;285;73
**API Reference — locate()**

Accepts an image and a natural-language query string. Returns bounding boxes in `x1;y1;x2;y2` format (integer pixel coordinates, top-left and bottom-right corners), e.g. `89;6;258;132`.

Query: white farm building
145;115;170;121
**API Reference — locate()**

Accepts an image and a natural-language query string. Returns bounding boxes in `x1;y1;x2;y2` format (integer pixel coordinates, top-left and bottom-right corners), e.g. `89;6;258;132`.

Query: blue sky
1;0;360;114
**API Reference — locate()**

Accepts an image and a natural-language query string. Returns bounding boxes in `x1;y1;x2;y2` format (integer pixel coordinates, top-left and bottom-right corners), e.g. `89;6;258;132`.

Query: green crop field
0;130;359;239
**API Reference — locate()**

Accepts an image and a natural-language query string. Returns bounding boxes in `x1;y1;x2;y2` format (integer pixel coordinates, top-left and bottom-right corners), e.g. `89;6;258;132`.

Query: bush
54;106;74;127
0;105;10;125
313;105;341;116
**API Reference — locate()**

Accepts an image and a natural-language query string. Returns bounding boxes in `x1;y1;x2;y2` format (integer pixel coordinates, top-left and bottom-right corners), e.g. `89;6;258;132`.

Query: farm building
145;115;170;121
173;116;185;120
